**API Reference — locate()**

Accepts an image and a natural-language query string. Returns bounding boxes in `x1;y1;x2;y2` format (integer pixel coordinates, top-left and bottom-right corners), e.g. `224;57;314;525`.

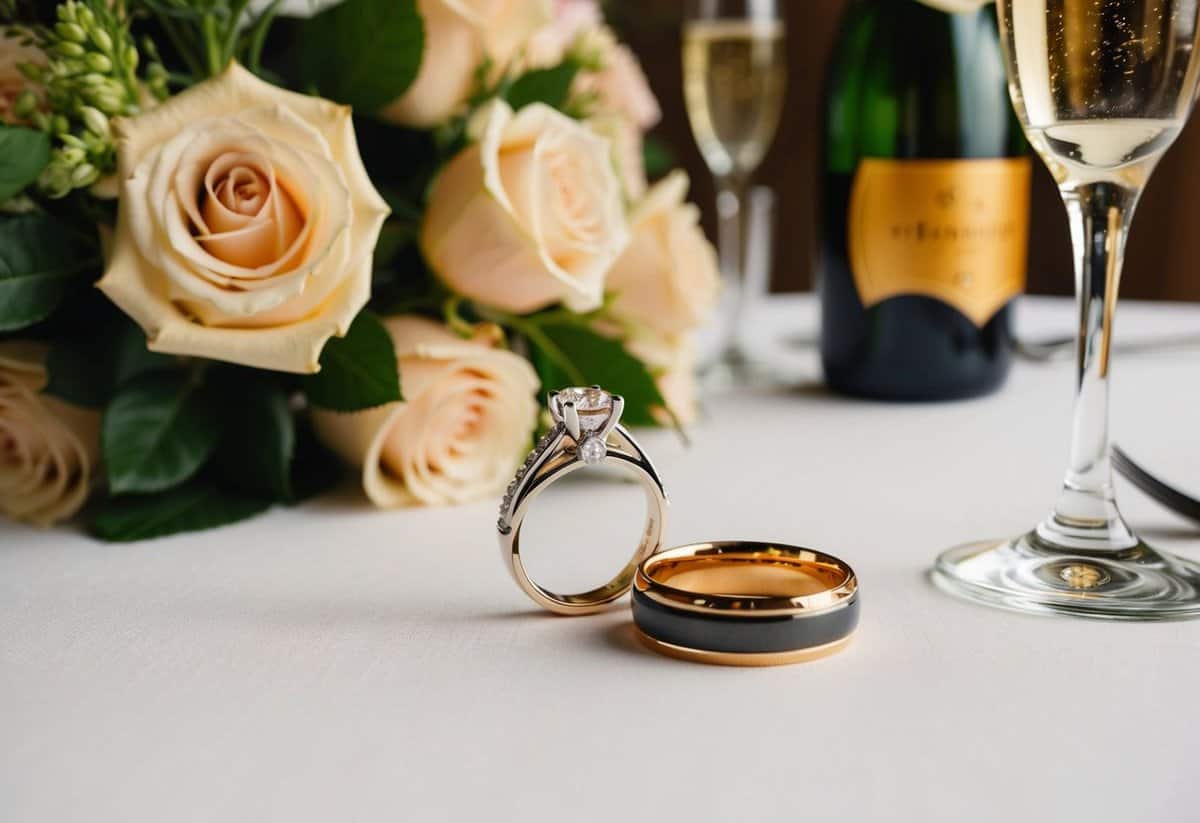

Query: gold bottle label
847;157;1032;326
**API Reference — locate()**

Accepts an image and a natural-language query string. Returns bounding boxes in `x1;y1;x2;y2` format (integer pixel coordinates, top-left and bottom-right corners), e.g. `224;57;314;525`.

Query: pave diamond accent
555;386;613;431
497;424;563;531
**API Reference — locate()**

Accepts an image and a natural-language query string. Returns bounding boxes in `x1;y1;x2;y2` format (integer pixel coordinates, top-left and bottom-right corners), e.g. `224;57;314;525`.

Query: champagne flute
682;0;786;379
934;0;1200;619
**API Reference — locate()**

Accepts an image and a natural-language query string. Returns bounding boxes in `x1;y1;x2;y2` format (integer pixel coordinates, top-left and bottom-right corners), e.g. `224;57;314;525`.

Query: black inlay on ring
632;589;859;654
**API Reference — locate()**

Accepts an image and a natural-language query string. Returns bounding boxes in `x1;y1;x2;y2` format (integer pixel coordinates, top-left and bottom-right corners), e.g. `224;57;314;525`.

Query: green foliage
292;0;423;112
44;313;173;407
304;311;403;411
90;481;271;542
0;214;98;332
0;126;51;202
643;135;677;180
504;62;581;112
132;0;281;79
209;370;295;500
102;371;223;494
522;319;666;427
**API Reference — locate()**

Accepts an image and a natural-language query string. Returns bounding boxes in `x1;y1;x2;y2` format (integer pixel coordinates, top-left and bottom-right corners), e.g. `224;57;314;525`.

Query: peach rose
97;62;389;374
624;331;699;426
0;342;100;526
587;112;647;202
312;316;539;507
576;27;660;130
607;171;719;336
422;100;629;313
380;0;551;127
0;37;44;125
524;0;602;68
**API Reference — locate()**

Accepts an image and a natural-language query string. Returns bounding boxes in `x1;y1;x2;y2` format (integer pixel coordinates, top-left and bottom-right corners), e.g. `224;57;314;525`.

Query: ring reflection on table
633;542;859;666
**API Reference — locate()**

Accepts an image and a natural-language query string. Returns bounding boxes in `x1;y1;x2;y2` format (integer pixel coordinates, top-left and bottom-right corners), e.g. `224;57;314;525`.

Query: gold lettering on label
848;157;1032;326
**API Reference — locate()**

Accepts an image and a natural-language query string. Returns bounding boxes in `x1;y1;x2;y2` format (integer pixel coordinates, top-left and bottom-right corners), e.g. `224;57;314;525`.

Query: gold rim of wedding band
633;628;854;667
634;541;858;618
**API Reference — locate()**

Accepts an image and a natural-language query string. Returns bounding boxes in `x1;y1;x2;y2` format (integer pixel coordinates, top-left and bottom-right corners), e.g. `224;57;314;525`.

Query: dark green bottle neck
825;0;1024;172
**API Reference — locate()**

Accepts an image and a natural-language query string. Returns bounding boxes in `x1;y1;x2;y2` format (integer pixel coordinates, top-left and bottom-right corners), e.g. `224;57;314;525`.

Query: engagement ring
498;386;668;615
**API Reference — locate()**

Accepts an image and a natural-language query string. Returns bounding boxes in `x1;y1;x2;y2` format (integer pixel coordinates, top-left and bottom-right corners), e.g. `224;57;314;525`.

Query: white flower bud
55;22;87;44
70;163;99;188
80;106;110;138
85;53;112;73
13;90;38;118
90;28;114;54
56;41;85;59
59;147;86;166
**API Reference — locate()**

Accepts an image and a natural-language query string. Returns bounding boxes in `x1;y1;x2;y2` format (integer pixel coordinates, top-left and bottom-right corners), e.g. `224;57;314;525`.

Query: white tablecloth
3;296;1198;822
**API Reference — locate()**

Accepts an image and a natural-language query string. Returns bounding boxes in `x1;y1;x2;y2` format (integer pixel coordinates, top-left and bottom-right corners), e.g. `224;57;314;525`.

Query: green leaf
210;372;295;501
0;126;51;203
44;315;174;407
293;0;423;112
304;311;402;412
90;482;271;542
643;135;676;179
290;416;346;503
526;321;665;426
103;372;223;494
0;214;98;332
505;62;580;111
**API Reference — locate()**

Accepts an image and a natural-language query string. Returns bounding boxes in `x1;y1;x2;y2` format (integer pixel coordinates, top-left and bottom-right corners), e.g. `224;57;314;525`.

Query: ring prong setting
562;401;582;441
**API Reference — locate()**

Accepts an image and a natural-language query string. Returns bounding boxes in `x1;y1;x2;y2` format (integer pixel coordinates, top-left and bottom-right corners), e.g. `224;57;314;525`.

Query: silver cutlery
1112;444;1200;526
1016;332;1200;362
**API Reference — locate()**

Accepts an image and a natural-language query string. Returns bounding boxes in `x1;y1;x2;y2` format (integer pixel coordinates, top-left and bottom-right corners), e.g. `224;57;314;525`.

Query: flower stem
201;14;222;76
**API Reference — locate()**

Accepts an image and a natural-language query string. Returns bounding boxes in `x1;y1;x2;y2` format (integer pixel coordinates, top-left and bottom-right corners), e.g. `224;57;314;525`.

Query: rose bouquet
0;0;718;539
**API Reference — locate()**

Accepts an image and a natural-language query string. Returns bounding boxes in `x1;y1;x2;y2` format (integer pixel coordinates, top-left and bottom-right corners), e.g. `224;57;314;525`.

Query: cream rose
422;100;629;313
607;171;719;336
312;316;539;507
97;62;389;374
380;0;551;127
0;37;44;125
0;342;100;527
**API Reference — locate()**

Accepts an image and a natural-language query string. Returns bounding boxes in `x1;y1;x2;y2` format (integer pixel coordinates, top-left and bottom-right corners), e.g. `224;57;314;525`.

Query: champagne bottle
819;0;1031;400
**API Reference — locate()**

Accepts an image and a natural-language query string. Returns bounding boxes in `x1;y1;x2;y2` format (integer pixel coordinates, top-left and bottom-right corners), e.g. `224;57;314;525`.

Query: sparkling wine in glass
934;0;1200;619
682;0;786;377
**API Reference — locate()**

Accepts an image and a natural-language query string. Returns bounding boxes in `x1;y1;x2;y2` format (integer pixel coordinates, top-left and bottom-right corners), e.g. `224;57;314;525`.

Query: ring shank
502;426;668;615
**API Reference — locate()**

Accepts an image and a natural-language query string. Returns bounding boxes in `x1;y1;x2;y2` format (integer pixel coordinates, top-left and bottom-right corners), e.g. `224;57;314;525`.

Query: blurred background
612;0;1200;302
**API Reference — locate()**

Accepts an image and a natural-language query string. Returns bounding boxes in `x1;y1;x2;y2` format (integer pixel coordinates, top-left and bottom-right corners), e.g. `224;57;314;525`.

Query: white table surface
3;295;1199;823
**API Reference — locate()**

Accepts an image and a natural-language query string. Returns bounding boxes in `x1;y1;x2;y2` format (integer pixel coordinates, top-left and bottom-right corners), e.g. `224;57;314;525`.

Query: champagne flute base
932;533;1200;621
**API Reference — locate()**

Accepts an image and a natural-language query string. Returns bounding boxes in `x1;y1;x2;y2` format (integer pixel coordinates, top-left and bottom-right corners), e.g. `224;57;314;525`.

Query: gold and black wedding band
632;541;859;666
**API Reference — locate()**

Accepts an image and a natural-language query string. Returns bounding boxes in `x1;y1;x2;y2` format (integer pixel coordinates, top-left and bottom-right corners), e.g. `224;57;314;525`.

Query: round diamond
578;436;606;465
556;387;613;431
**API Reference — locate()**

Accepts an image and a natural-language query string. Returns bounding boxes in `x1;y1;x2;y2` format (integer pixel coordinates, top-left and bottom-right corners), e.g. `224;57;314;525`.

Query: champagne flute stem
1037;180;1141;552
715;174;748;362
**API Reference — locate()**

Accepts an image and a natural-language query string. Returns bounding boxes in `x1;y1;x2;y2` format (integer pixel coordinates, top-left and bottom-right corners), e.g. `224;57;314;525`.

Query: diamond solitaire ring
498;386;668;615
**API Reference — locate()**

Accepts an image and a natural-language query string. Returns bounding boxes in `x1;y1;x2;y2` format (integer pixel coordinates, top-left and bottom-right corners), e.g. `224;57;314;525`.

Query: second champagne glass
682;0;786;378
934;0;1200;619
